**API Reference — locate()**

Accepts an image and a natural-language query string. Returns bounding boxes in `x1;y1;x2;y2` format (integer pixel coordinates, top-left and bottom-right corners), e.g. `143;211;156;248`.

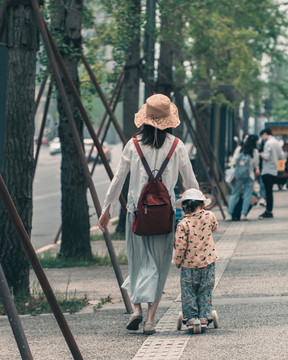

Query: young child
173;188;218;330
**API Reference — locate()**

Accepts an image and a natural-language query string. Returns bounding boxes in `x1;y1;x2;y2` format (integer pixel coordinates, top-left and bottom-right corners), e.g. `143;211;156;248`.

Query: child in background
173;189;218;331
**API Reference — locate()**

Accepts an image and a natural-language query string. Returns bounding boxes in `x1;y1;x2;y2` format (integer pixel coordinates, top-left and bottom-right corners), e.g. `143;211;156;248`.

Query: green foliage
90;231;125;241
93;295;112;311
38;250;128;268
0;284;89;315
180;0;288;105
271;76;288;121
100;0;143;68
36;0;288;123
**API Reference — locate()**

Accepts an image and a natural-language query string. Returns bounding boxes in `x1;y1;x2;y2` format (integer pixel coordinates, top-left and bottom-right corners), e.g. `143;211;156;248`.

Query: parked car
84;139;111;163
49;137;61;155
34;136;49;146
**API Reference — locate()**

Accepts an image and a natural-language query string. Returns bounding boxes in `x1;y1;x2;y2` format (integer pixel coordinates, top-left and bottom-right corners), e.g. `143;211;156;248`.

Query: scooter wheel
212;310;219;328
193;324;201;334
177;311;183;330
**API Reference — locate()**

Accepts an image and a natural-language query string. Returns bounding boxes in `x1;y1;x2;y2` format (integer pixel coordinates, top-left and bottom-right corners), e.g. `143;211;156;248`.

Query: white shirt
101;133;199;214
262;137;285;176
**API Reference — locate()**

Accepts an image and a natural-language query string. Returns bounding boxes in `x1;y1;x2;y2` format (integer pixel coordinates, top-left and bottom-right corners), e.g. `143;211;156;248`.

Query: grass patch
90;231;125;241
38;250;128;268
0;284;89;316
93;296;112;312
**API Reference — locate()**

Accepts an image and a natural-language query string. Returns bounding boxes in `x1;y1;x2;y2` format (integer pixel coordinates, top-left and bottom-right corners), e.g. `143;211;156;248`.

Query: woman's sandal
126;309;143;330
143;322;156;335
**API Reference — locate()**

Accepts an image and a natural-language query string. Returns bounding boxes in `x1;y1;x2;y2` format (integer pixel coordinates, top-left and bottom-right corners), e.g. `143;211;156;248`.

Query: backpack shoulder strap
156;137;179;180
132;137;153;178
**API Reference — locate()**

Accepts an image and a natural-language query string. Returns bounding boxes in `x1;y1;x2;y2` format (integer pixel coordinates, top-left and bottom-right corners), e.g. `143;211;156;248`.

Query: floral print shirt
173;209;218;268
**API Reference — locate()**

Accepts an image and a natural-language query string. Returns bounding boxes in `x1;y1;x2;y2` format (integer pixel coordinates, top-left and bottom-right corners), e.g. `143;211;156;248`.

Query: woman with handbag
98;94;199;335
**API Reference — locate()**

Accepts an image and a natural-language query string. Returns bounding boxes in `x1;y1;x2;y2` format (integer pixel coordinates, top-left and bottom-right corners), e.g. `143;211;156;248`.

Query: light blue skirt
121;212;174;304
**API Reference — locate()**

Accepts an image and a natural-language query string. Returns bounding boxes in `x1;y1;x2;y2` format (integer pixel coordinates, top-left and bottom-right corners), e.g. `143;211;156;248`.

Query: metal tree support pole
92;76;124;173
34;75;48;115
89;72;124;170
182;104;228;205
0;16;5;42
0;0;7;29
187;96;230;194
54;75;124;244
81;53;127;145
176;103;226;218
138;64;154;96
171;88;228;206
0;176;83;360
31;0;132;313
173;93;226;219
0;264;33;360
96;71;124;140
42;20;127;212
34;80;53;173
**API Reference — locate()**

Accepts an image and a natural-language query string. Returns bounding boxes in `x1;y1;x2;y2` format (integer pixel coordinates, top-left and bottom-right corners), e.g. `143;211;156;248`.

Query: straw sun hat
176;189;210;209
134;94;180;130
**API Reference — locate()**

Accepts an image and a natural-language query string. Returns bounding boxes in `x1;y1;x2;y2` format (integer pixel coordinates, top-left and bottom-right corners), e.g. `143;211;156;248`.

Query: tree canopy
79;0;288;115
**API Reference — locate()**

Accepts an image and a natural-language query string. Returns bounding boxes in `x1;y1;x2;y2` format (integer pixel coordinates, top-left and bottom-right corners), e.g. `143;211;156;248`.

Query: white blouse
101;133;199;215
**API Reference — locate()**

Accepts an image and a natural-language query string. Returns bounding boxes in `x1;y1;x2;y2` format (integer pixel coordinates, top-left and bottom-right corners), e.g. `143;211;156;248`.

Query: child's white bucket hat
176;188;210;208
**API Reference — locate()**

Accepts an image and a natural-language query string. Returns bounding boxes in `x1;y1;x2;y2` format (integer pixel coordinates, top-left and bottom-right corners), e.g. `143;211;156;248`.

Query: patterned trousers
180;263;215;320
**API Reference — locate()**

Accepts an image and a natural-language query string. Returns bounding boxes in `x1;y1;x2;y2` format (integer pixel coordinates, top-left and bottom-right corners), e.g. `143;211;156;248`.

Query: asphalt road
31;143;123;250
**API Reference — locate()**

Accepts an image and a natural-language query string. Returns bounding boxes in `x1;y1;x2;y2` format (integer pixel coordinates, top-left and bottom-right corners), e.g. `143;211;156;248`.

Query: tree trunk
0;3;38;296
194;84;212;183
156;40;173;97
50;0;92;260
173;12;184;141
116;0;141;234
122;0;141;140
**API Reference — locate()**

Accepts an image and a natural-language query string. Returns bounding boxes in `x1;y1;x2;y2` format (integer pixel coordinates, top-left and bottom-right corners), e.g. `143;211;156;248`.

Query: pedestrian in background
231;133;249;164
227;135;260;220
258;137;267;207
173;189;218;331
259;127;285;219
98;94;199;335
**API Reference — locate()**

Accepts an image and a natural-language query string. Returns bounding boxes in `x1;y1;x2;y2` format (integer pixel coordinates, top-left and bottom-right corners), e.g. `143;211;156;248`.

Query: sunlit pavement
0;187;287;359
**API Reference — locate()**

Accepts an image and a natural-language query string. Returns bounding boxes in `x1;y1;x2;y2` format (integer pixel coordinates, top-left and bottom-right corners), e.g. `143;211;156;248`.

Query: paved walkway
0;187;287;359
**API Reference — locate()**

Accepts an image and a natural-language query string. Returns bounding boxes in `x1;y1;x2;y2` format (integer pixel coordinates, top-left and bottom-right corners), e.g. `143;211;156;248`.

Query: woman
227;134;260;220
98;94;199;335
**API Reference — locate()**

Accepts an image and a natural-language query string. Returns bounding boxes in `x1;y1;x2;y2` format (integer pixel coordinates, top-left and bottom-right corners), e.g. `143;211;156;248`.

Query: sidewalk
0;188;287;359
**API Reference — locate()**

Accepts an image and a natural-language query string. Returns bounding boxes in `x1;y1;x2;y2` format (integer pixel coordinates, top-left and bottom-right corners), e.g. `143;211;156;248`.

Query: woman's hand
98;206;110;232
255;166;260;177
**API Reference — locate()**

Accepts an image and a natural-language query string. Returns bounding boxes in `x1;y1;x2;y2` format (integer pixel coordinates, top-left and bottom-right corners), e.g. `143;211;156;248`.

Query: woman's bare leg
146;301;159;323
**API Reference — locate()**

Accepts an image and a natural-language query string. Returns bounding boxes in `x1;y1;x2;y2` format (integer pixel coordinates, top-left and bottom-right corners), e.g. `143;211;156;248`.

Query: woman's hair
134;125;173;149
182;199;204;214
240;134;258;158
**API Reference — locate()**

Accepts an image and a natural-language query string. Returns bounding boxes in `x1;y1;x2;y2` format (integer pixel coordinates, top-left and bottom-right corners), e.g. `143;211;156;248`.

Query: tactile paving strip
132;222;244;359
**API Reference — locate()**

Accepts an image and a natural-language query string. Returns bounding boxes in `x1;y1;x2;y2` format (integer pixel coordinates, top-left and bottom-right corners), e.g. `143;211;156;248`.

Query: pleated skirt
121;212;174;304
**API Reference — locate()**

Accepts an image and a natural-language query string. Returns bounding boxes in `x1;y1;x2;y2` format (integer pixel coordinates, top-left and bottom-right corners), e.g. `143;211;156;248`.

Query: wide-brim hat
134;94;180;130
176;188;210;208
